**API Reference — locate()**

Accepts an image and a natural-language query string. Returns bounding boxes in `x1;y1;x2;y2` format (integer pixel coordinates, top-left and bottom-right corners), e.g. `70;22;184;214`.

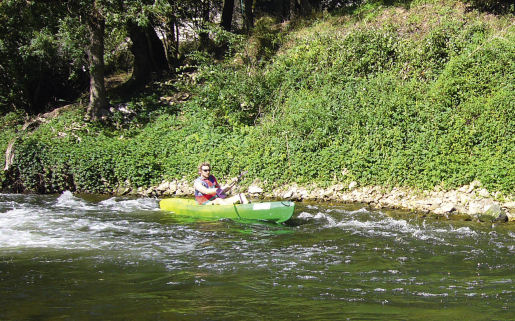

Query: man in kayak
194;162;249;205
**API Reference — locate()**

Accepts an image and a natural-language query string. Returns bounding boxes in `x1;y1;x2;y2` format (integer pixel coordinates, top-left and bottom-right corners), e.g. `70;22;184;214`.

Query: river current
0;192;513;320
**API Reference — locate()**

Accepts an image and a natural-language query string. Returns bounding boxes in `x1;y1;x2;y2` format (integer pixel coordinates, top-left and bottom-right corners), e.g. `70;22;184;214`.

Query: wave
294;205;510;247
0;192;161;251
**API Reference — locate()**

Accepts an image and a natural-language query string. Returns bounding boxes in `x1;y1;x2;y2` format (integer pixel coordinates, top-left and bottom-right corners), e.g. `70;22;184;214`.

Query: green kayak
159;198;295;223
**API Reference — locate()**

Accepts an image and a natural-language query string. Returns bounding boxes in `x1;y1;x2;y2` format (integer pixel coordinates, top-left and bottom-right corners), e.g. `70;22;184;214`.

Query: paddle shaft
209;171;247;201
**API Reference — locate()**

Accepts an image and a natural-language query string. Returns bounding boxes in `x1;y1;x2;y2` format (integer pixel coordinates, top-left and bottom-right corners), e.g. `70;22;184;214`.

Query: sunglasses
201;168;211;172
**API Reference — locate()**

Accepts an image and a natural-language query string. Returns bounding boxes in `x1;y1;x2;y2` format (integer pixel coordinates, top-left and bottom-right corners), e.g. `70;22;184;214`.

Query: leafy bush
2;1;514;196
249;16;283;63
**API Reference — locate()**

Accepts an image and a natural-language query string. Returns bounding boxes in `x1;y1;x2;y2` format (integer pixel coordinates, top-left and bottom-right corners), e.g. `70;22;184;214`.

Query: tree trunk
164;18;179;67
199;0;211;50
221;0;235;31
289;0;297;19
86;3;108;121
146;25;168;72
300;0;313;16
127;21;168;88
243;0;254;32
290;0;312;19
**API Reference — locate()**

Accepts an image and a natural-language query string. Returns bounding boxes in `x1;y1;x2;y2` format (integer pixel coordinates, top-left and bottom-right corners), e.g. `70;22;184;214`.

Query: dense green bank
1;1;514;201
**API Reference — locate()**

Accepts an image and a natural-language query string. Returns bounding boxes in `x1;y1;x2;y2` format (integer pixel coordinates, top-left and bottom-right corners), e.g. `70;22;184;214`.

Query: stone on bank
130;179;513;222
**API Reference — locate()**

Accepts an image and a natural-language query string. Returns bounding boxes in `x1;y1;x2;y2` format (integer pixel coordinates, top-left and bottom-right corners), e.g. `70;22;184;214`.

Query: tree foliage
2;0;513;197
0;0;366;116
2;1;513;196
0;1;88;114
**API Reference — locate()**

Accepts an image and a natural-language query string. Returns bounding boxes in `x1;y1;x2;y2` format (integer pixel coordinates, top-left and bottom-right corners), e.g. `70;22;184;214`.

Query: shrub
2;1;514;196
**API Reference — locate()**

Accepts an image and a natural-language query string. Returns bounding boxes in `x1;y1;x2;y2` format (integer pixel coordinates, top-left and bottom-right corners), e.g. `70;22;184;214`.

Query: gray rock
298;189;309;200
115;185;131;195
156;181;170;192
427;198;442;207
434;202;455;215
477;188;491;198
503;201;515;209
458;185;469;193
283;190;294;199
484;203;502;217
477;203;504;222
248;185;263;194
468;201;484;215
333;183;345;191
493;212;508;223
444;191;458;204
467;180;482;193
163;181;178;196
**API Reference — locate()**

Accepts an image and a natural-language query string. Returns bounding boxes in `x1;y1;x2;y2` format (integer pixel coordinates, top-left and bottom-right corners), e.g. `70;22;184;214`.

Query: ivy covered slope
1;1;514;197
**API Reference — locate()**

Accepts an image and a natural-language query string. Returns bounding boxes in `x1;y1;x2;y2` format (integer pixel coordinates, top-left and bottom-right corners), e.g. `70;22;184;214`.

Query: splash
294;205;507;246
99;197;160;212
55;191;93;210
0;192;161;251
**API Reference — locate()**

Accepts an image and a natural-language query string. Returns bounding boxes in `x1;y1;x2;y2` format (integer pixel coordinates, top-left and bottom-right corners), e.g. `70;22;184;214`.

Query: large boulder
479;203;505;222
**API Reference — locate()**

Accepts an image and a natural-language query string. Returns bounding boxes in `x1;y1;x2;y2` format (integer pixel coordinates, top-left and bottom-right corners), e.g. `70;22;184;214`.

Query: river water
0;192;513;320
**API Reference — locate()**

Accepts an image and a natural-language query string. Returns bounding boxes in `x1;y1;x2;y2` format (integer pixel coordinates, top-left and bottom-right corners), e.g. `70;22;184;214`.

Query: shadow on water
160;214;295;236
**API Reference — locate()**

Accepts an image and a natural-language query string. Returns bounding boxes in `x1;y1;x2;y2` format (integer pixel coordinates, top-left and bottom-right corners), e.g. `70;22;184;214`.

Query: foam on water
1;193;513;320
0;192;162;252
297;212;314;219
99;196;160;212
55;190;93;210
2;192;513;268
296;205;513;249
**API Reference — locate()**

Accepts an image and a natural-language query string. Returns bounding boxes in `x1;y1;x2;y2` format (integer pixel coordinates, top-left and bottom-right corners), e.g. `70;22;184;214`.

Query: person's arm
221;177;238;191
194;180;216;195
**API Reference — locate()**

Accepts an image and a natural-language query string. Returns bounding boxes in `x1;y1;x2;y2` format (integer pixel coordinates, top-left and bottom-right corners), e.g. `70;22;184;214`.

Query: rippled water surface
0;192;513;320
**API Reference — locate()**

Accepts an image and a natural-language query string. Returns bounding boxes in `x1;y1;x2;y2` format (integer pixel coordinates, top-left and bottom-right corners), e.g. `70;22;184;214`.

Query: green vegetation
1;1;514;196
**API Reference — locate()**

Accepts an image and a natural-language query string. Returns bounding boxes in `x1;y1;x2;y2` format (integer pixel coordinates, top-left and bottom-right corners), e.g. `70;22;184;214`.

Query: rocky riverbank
126;179;514;222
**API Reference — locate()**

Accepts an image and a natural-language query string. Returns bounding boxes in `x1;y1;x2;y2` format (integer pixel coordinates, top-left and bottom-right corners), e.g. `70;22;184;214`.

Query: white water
0;192;513;320
2;192;513;256
0;191;162;251
295;206;511;251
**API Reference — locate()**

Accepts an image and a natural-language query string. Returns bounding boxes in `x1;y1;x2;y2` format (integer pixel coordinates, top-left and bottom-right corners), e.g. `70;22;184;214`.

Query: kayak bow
159;198;295;223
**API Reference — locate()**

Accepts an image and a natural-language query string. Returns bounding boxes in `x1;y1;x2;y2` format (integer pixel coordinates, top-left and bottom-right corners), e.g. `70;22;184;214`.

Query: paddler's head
198;162;211;179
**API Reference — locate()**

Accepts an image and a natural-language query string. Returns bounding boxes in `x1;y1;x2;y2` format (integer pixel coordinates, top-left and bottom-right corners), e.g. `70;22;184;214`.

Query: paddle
214;171;248;200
